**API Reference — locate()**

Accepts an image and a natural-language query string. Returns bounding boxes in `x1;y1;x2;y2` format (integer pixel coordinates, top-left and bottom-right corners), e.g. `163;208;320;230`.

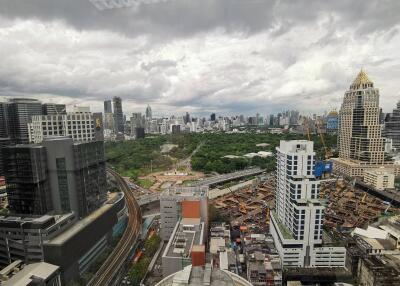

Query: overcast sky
0;0;399;117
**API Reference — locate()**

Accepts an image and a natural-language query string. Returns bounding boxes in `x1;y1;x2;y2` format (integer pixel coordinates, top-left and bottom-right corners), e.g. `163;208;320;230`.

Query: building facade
6;98;42;144
42;104;66;115
270;140;346;268
383;101;400;152
145;105;152;119
0;102;10;176
326;110;339;134
28;112;98;143
2;137;107;217
333;70;399;177
0;214;76;267
2;145;52;215
160;186;208;241
337;70;385;164
103;100;112;114
363;168;395;191
113;97;124;133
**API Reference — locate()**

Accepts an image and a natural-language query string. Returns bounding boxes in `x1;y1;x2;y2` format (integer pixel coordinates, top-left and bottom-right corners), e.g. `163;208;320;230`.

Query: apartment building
270;140;346;268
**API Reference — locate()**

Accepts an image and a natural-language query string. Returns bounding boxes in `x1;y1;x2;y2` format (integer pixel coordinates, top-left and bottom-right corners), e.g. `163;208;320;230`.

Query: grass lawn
137;178;155;189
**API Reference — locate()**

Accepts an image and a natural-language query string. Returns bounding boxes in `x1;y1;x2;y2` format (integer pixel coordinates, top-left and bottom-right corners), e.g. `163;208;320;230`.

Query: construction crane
315;118;333;159
303;117;311;141
361;193;367;203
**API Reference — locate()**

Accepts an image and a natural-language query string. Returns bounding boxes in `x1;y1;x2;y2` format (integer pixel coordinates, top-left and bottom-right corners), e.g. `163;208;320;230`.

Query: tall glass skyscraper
384;101;400;152
113;96;124;133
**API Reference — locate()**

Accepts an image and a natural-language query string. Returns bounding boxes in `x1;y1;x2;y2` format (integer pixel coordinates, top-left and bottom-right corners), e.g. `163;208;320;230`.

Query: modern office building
383;101;400;152
2;137;107;217
0;102;10;176
145;105;152;119
104;99;112;114
2;144;52;215
270;140;346;268
160;186;209;241
130;112;144;136
42;104;66;115
332;70;399;177
6;98;42;144
0;102;9;139
28;112;100;143
42;137;107;218
210;113;216;121
135;127;145;139
113;96;124;133
0;192;126;283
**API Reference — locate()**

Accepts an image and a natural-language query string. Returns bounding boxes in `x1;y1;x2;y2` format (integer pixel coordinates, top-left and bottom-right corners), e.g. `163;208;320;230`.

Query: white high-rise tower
270;140;346;268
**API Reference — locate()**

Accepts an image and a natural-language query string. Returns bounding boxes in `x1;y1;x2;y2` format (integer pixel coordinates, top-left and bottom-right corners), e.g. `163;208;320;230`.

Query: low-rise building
358;254;400;286
161;218;205;277
364;168;395;190
156;264;253;286
0;260;61;286
160;186;208;241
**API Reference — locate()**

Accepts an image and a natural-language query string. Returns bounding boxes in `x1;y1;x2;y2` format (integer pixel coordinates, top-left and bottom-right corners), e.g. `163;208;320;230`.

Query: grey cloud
141;59;177;71
0;0;400;116
1;0;398;40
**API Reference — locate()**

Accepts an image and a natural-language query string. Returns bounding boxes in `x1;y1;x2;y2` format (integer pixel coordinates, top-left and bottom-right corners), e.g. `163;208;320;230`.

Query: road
175;141;204;171
88;168;142;286
188;167;265;187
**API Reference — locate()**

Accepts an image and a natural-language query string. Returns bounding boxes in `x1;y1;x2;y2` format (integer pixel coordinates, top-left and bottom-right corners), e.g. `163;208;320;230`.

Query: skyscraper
2;137;107;217
6;98;42;144
2;144;52;215
332;70;399;177
145;105;152;119
270;140;346;267
210;113;216;121
383;101;400;152
130;112;143;136
104;99;112;114
0;102;10;176
326;110;339;134
113;96;124;133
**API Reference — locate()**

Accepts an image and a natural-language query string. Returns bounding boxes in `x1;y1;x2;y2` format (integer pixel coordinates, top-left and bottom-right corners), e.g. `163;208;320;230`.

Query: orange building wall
191;248;205;267
181;200;200;218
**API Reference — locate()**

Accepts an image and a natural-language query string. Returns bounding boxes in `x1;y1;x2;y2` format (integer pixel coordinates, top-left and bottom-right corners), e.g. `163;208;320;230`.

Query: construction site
211;177;275;232
321;179;400;231
210;174;400;235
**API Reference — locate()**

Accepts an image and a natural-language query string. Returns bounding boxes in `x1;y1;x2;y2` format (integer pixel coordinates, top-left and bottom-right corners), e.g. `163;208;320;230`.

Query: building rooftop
2;262;59;286
161;186;209;199
352;69;373;86
163;218;204;259
45;203;112;245
156;265;253;286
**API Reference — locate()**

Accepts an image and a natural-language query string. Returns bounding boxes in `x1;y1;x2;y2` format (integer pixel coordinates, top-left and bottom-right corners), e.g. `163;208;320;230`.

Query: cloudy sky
0;0;399;116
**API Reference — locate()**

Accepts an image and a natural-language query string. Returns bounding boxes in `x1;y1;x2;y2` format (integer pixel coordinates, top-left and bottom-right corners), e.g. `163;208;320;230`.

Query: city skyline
0;1;400;116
